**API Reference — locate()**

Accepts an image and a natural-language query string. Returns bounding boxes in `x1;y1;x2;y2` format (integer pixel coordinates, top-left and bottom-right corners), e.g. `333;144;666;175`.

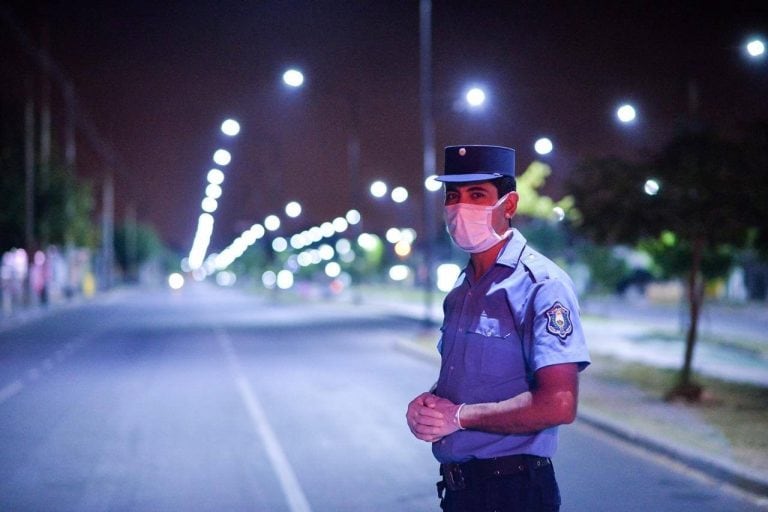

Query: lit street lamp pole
420;0;436;325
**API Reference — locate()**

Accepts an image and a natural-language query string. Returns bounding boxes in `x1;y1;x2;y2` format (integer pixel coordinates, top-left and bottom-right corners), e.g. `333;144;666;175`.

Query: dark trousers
438;457;561;512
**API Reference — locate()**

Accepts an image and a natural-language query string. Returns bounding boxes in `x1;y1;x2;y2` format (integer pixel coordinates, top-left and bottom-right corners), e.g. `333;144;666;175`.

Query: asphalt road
0;284;764;511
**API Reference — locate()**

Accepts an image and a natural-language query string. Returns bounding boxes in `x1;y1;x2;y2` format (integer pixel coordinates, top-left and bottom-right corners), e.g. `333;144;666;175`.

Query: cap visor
434;172;504;183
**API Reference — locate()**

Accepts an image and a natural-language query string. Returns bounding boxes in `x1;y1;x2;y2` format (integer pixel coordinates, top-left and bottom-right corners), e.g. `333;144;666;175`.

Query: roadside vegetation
587;353;768;473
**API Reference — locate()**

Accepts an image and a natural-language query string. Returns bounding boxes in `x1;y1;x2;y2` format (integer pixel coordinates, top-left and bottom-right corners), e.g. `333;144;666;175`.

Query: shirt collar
496;228;527;270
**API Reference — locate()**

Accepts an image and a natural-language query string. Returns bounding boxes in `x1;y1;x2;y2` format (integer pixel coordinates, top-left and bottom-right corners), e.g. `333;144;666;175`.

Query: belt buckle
443;464;467;491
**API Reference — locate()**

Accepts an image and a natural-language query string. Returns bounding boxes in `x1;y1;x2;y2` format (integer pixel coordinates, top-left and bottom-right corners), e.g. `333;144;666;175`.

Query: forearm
459;387;577;434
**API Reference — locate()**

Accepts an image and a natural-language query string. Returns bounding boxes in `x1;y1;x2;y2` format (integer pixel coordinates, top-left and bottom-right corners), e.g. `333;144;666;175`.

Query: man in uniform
406;145;590;511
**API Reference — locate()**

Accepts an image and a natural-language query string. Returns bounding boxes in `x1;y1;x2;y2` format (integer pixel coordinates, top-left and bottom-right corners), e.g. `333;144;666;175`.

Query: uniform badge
545;302;573;340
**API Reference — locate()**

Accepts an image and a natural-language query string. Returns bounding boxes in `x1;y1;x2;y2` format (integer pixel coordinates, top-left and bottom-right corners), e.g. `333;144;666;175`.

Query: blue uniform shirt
433;229;590;463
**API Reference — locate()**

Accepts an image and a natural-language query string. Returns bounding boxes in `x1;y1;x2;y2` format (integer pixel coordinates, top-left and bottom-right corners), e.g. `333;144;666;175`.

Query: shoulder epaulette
520;245;550;283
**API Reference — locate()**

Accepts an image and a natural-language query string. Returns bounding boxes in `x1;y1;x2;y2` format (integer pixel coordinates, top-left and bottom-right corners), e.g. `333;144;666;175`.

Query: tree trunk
667;236;706;401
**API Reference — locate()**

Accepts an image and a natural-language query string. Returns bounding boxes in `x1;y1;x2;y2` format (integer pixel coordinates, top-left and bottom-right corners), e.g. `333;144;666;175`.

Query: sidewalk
364;290;768;501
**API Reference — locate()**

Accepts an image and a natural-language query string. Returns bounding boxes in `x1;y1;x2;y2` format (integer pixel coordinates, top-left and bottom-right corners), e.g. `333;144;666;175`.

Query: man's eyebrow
445;184;491;192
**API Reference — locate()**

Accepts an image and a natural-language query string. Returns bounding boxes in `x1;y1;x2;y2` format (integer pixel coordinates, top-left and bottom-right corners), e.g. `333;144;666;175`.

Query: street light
391;186;409;203
534;137;554;155
285;201;302;218
213;149;231;166
644;178;660;196
282;68;305;88
465;87;487;108
745;37;766;59
616;103;637;124
205;183;222;199
264;215;281;232
221;119;240;136
207;168;224;185
370;180;388;198
424;175;442;192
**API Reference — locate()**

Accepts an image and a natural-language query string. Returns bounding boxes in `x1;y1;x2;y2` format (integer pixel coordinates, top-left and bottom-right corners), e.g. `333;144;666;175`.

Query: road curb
575;410;768;499
393;337;768;500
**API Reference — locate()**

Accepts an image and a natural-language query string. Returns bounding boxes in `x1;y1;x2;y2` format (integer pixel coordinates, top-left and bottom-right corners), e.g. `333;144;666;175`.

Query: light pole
281;67;361;216
420;0;436;326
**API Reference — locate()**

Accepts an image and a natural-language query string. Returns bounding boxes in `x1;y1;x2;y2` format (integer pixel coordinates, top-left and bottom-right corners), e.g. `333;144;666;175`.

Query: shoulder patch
545;301;573;341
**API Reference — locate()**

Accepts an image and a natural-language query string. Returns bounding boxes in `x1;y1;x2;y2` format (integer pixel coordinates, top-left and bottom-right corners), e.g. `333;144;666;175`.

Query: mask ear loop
499;193;514;227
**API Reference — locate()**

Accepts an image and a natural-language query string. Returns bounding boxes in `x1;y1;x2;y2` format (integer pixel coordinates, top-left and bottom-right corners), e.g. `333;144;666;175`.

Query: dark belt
439;454;552;493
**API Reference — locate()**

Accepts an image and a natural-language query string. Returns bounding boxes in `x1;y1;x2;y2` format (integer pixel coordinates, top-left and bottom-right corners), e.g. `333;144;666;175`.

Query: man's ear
504;192;520;219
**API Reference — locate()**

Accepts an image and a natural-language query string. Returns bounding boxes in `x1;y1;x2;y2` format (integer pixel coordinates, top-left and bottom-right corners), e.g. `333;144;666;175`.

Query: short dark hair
491;176;517;197
443;176;517;199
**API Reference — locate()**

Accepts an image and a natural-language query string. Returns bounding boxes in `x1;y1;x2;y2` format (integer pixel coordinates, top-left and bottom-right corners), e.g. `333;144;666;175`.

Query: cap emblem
458;147;467;156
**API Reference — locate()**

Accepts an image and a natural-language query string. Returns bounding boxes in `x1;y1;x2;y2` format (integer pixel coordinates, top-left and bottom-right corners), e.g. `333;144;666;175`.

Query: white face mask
444;193;512;253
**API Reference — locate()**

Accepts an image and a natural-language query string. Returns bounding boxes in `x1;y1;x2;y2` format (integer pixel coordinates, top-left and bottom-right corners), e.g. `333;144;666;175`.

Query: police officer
406;145;590;511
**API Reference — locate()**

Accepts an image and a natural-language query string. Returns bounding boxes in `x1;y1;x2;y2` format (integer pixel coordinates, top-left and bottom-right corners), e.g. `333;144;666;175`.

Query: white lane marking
216;328;313;512
0;380;24;404
0;330;101;406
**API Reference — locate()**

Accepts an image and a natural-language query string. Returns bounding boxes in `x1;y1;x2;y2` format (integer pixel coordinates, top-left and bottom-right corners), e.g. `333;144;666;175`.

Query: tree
1;96;97;253
35;159;97;249
568;125;766;400
516;161;574;220
0;155;96;253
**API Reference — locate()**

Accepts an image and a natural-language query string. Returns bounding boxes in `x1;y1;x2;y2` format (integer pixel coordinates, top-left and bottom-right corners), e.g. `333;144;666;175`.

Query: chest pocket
465;314;519;379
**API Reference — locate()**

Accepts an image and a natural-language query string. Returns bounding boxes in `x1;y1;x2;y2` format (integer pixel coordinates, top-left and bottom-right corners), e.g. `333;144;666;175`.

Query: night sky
2;1;767;253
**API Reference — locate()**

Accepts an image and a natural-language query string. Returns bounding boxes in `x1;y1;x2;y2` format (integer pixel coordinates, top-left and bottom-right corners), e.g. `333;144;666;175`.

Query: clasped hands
406;392;463;443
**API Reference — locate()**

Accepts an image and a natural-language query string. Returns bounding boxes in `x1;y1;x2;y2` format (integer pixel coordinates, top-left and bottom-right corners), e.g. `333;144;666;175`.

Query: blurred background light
213;149;231;166
357;233;380;252
276;270;294;290
272;237;288;253
264;215;281;231
216;271;237;286
346;209;361;225
437;263;461;292
465;87;486;108
207;168;224;185
168;273;185;290
616;104;637;123
285;201;302;218
746;38;766;58
262;270;277;289
424;174;442;192
325;261;341;278
221;119;240;136
644;178;660;195
370;180;387;198
389;264;410;281
201;197;218;213
282;68;305;87
391;186;408;203
385;227;402;244
534;137;553;155
332;217;349;233
205;183;222;199
394;240;412;258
